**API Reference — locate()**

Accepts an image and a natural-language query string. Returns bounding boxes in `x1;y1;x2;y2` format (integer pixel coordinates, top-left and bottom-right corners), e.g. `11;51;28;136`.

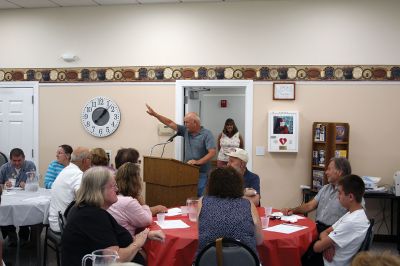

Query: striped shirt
44;160;65;189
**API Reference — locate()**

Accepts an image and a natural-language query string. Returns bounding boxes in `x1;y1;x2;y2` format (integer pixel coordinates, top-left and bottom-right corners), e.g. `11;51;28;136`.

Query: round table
0;187;51;266
0;188;51;226
144;208;318;266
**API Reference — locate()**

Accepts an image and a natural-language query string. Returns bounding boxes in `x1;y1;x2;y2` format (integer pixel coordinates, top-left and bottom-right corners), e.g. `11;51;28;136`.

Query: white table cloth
0;188;51;226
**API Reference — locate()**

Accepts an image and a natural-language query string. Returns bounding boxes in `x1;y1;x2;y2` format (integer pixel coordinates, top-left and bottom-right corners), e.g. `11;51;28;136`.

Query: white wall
1;0;400;68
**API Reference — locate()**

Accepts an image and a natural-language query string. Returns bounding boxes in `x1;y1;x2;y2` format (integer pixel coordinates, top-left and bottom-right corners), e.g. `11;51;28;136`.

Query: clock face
81;96;121;137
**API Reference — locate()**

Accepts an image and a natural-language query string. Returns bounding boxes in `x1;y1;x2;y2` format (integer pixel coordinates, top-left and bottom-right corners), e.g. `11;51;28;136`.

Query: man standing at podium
146;104;216;196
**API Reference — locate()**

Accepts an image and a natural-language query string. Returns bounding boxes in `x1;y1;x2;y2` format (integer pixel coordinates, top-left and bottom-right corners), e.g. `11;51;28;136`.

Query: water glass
261;216;270;229
25;171;39;192
187;198;199;222
157;212;165;223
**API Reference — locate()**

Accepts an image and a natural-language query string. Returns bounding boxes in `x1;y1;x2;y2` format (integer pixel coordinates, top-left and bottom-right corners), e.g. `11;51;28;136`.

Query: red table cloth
144;208;318;266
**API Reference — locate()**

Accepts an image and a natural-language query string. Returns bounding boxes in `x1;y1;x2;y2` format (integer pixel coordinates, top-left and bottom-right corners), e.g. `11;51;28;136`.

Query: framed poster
273;82;295;100
268;111;299;152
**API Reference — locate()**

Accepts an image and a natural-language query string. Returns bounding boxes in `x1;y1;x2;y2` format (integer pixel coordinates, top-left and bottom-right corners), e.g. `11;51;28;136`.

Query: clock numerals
81;96;121;138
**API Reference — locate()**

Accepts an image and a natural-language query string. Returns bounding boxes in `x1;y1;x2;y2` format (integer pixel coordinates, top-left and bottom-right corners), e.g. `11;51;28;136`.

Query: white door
0;82;39;164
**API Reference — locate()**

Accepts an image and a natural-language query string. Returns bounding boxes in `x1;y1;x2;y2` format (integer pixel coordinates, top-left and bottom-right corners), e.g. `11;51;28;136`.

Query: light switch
256;146;265;156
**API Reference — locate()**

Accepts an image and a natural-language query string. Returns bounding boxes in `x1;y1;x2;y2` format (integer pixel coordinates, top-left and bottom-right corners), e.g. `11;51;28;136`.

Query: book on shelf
335;150;347;158
312;170;325;190
314;124;326;142
336;125;346;141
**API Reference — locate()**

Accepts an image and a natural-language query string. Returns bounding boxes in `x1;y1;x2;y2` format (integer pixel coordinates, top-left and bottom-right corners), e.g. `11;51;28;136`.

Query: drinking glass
187;198;199;222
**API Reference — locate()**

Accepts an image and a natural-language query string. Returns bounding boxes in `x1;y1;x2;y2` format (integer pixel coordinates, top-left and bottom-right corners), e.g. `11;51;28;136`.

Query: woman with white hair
61;166;165;265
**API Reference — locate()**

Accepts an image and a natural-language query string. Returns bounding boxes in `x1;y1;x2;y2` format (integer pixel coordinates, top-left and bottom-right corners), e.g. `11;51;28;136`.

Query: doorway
175;80;253;170
0;82;39;165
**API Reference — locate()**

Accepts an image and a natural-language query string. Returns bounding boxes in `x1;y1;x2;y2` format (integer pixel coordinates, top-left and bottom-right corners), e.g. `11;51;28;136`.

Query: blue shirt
44;160;66;189
243;168;260;194
177;125;216;173
0;160;36;187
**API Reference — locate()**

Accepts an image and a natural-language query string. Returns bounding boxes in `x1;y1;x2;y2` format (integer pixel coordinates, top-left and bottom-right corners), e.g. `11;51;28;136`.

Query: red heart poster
279;138;287;145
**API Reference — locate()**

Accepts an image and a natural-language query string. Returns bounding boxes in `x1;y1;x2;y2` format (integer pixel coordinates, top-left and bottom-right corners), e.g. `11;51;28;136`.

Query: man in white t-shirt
48;147;91;232
307;174;370;266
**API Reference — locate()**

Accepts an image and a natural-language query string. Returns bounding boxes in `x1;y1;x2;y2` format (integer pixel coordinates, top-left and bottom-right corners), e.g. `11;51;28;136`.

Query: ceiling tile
7;0;58;8
0;0;19;9
52;0;98;7
137;0;180;4
94;0;140;5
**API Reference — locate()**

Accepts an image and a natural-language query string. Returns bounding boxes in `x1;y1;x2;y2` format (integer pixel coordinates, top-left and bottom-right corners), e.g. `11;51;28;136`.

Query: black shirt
61;204;133;266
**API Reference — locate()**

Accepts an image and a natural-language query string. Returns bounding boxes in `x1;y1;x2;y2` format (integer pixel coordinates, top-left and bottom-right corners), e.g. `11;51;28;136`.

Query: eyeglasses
104;183;118;191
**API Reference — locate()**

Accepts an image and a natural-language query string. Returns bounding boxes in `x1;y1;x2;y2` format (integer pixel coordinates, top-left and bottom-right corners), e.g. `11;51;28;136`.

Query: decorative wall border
0;65;400;83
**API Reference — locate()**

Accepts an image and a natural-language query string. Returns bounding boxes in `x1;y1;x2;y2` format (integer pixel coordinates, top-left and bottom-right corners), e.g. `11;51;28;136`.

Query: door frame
0;81;39;166
175;80;253;170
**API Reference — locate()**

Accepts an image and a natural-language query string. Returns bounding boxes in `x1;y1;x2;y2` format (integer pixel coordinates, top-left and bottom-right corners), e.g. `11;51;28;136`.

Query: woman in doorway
217;118;244;167
43;144;73;189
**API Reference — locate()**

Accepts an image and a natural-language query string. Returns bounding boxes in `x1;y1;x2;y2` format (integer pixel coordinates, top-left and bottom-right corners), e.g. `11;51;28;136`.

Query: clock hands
94;107;109;124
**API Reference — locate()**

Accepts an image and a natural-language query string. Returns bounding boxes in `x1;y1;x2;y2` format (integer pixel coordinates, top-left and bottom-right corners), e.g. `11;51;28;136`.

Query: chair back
358;218;375;251
195;238;259;266
0;152;7;167
58;211;66;235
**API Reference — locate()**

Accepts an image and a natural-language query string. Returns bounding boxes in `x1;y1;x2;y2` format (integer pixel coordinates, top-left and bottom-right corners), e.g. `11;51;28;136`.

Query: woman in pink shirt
108;162;166;237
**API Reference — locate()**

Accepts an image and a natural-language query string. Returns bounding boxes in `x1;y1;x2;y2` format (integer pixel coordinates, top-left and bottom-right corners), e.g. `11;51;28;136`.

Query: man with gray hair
282;157;352;233
49;147;91;232
146;104;216;196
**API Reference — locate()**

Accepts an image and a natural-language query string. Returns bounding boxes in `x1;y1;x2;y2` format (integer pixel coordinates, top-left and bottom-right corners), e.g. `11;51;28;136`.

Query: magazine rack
311;122;350;191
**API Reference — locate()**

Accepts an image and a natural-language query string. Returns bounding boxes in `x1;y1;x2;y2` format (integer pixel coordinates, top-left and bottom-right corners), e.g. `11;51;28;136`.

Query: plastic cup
265;206;272;217
261;216;270;229
157;213;165;223
187;198;199;222
180;206;188;216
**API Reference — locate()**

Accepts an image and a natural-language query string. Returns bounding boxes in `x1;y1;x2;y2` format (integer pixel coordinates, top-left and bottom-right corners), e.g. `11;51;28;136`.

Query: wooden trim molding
0;65;399;83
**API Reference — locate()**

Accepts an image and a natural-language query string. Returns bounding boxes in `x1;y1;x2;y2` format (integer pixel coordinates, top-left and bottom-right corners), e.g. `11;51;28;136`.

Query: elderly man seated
226;148;261;206
0;148;36;247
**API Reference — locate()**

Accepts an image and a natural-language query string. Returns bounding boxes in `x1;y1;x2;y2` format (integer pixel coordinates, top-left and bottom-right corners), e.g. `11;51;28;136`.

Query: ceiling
0;0;245;9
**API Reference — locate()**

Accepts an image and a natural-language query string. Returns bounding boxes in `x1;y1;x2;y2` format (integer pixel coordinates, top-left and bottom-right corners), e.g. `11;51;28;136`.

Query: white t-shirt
324;209;369;266
48;163;82;232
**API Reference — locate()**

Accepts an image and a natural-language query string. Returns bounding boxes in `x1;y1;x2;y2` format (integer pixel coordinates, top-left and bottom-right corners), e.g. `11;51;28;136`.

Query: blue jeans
198;172;208;197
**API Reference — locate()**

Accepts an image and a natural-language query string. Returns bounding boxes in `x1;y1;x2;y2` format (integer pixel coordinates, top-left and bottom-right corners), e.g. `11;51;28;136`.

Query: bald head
71;147;91;172
184;112;201;133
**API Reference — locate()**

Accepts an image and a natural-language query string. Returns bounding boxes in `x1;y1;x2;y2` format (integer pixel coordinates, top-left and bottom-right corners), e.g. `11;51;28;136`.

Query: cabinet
311;122;350;191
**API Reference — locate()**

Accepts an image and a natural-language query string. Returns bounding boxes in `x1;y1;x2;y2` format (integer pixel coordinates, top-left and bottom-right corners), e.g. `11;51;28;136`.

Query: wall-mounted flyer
268;111;299;152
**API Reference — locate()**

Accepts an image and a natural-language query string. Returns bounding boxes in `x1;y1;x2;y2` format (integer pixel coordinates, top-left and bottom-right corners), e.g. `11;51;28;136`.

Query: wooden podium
143;156;199;208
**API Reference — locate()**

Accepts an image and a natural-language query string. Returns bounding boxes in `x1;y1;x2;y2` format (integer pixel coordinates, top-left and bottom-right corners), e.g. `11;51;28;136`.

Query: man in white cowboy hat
226;148;260;206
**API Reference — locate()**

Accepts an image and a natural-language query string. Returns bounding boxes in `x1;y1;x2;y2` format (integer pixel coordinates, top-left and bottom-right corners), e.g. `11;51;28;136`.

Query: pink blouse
107;195;152;237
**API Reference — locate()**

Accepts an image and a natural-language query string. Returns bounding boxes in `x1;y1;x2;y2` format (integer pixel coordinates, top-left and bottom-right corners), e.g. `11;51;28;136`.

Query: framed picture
268;111;299;152
273;82;296;100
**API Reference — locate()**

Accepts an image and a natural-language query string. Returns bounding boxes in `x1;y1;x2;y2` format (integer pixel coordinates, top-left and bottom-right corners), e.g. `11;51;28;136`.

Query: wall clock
81;96;121;137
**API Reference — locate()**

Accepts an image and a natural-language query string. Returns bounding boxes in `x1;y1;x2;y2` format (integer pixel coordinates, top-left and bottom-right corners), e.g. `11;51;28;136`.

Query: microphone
149;133;179;157
167;133;179;142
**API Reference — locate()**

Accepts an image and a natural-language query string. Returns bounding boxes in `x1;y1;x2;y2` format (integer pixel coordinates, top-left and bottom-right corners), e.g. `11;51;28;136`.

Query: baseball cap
225;148;248;163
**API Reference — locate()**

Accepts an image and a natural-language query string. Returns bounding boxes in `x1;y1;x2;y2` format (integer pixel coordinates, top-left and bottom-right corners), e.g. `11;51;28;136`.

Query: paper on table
281;214;305;223
165;207;182;216
265;223;307;234
3;191;17;196
155;220;190;229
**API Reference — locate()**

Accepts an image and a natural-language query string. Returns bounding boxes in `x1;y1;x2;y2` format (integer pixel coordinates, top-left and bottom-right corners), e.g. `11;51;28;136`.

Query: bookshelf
311;122;350;191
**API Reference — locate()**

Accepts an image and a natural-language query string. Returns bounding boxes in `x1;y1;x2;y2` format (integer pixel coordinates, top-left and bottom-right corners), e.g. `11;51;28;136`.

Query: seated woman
198;167;263;254
108;162;167;235
196;167;263;257
43;144;72;189
62;166;165;266
90;147;115;171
